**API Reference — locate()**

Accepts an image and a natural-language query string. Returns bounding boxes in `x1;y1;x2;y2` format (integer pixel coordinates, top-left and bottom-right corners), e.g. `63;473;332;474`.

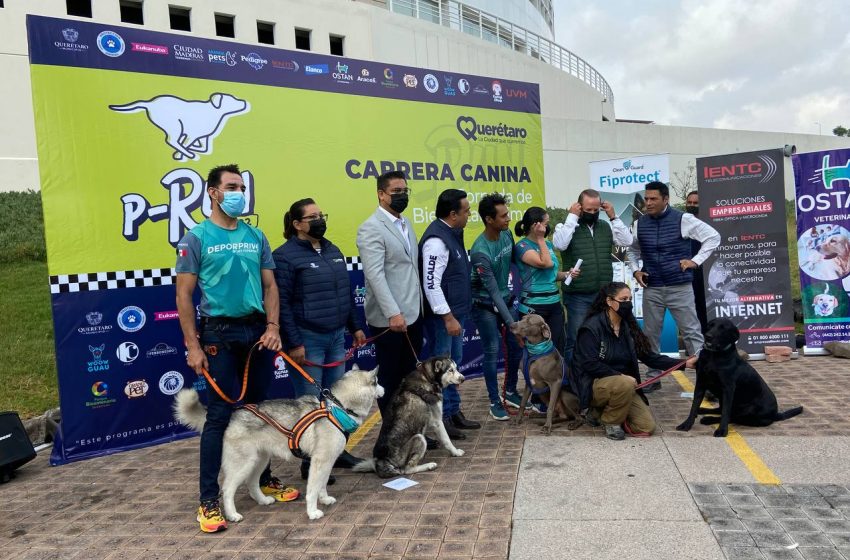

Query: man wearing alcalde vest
626;181;720;392
554;188;633;364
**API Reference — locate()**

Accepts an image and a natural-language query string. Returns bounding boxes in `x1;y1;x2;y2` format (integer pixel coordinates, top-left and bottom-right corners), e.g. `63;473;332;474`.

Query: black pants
368;318;423;417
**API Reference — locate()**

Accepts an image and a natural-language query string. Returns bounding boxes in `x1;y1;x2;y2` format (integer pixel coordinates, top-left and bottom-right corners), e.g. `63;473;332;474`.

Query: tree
834;125;848;137
670;161;697;202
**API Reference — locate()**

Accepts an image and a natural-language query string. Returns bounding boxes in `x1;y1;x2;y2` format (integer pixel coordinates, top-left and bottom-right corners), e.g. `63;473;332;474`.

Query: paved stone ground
693;483;850;560
0;355;848;559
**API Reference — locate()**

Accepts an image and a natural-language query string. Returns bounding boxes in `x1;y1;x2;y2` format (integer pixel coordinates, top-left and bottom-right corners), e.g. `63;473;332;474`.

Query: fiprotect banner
589;153;669;228
697;149;796;354
27;15;544;464
793;148;850;350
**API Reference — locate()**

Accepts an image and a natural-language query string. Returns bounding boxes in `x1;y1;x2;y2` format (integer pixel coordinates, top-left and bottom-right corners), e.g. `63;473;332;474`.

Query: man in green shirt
176;164;297;533
470;193;523;419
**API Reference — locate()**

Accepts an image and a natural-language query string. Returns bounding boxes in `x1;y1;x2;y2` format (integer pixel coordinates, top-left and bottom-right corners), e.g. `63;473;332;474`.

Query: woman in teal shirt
514;206;569;355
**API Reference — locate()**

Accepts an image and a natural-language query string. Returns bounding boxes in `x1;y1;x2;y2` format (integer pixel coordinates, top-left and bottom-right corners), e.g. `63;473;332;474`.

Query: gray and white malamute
354;357;465;478
175;366;383;521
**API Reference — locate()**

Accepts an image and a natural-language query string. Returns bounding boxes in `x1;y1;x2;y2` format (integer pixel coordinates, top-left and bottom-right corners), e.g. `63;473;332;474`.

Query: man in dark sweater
553;188;633;363
420;189;480;439
626;182;720;392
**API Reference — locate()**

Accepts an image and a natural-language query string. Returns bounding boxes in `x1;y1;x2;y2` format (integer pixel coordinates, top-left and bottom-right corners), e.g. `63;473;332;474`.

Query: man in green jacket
553;188;634;363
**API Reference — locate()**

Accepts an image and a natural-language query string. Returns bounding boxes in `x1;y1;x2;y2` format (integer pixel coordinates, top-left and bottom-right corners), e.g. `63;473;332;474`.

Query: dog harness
521;338;568;395
239;401;351;460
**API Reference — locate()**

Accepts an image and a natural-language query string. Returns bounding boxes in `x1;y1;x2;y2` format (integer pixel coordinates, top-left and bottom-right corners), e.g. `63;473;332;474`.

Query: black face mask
685;206;699;216
579;211;599;226
615;301;634;319
307;218;327;239
389;193;409;213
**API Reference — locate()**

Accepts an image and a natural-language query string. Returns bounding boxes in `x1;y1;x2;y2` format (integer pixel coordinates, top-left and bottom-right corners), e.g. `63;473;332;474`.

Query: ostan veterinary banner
27;15;544;463
793;148;850;350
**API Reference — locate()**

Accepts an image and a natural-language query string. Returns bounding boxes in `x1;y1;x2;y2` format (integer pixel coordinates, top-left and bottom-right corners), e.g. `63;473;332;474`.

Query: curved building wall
0;0;608;191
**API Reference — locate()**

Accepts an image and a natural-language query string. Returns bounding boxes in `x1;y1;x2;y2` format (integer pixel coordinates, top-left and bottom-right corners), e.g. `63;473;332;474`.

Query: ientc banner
697;149;796;354
793;148;850;350
27;15;544;464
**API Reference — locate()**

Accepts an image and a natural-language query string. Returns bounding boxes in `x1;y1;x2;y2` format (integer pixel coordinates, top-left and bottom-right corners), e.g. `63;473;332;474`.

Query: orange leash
198;341;262;404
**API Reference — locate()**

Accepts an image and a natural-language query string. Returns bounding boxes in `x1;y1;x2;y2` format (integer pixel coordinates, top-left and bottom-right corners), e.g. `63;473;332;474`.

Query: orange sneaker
197;500;227;533
260;476;300;502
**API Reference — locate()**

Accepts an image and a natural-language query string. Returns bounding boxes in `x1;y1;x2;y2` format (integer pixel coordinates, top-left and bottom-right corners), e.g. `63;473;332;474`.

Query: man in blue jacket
420;189;480;439
626;181;720;392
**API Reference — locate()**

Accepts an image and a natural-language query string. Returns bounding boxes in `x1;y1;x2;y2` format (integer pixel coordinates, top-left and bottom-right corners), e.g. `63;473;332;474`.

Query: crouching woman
571;282;691;440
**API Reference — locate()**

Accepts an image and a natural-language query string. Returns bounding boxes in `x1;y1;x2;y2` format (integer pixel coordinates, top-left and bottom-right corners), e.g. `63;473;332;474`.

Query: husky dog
175;366;383;521
354;357;465;478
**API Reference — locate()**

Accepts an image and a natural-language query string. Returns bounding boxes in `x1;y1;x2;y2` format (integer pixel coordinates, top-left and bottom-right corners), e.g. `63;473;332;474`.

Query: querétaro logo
56;28;88;52
159;371;184;395
79;311;112;335
456;116;527;142
109;93;250;161
117;306;146;332
96;31;125;57
241;52;268;70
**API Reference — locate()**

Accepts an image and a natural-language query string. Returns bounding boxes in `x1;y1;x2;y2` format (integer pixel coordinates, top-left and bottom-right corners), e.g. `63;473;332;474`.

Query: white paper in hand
564;258;583;286
383;477;419;491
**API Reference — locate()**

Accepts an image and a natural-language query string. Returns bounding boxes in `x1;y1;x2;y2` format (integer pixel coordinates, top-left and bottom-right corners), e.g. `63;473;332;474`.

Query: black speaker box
0;411;37;483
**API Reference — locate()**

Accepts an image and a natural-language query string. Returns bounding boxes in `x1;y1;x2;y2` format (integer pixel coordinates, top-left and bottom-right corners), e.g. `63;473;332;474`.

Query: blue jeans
423;313;467;418
198;319;272;503
564;292;597;364
471;305;522;404
289;327;346;397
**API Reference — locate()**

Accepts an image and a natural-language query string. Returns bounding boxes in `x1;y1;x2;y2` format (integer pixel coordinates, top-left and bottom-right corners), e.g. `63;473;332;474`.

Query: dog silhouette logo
109;93;250;161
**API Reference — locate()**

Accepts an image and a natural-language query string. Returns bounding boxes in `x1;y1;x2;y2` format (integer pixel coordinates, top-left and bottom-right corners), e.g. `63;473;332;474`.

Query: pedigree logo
703;155;777;184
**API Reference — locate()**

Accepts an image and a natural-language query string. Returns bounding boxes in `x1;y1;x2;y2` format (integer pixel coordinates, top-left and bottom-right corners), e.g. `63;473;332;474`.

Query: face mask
615;301;634;319
389;193;409;213
685;206;699;216
579;212;599;226
307;218;327;239
216;190;245;218
327;400;360;433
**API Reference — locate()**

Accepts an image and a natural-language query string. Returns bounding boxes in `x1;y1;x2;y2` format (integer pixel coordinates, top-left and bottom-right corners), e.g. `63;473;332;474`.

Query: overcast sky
553;0;849;135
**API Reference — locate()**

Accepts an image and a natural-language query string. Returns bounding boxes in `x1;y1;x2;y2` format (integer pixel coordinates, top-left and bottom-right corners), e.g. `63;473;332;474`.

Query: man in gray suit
356;170;424;416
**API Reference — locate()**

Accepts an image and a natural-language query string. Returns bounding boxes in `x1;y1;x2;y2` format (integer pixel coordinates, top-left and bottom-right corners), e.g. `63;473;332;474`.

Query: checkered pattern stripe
50;259;367;293
49;268;176;294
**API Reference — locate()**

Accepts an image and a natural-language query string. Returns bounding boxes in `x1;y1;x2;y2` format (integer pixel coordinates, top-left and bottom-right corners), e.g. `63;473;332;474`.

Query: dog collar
525;338;554;356
705;342;733;352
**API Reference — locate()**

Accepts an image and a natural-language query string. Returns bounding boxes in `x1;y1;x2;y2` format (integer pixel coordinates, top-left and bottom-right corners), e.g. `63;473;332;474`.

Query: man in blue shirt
176;164;297;533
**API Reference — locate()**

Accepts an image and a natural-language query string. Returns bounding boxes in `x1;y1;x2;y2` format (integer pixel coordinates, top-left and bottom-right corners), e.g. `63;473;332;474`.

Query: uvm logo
456;116;527;142
820;155;850;190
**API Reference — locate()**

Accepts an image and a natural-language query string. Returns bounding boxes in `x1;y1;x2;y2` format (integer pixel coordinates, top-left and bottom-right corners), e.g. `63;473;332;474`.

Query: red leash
635;359;689;389
302;328;390;368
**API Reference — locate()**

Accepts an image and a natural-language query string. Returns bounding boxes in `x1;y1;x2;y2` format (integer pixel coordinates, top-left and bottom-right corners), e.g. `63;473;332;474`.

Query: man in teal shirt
470;193;523;419
176;164;297;533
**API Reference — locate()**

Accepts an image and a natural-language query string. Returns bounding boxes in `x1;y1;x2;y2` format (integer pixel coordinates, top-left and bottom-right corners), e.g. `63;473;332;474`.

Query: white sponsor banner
589;153;670;195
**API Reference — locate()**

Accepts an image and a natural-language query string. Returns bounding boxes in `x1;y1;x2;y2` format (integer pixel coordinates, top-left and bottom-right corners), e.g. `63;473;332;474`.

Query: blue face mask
216;190;246;218
327;400;360;433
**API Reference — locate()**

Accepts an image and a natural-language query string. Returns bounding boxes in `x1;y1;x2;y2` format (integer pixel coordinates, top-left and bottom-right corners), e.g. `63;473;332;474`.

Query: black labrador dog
676;318;803;437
